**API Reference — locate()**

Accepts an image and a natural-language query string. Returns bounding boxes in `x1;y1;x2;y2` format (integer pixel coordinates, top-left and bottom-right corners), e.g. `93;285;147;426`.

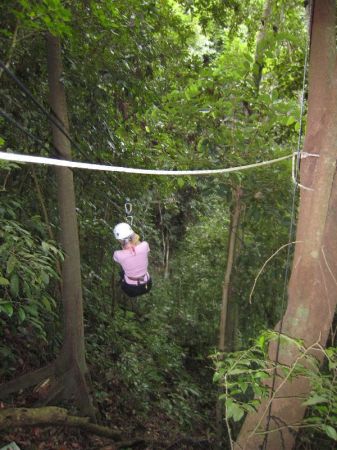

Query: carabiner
125;202;132;215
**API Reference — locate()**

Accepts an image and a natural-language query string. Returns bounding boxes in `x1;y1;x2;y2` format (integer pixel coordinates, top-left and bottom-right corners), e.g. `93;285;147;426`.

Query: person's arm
113;251;119;263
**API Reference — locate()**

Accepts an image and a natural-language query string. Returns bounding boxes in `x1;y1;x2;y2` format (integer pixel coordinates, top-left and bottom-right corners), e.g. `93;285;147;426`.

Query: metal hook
292;151;319;191
125;202;132;215
126;215;134;226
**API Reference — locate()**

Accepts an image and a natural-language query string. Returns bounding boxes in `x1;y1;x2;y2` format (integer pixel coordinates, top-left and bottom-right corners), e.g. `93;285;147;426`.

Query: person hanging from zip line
113;222;152;298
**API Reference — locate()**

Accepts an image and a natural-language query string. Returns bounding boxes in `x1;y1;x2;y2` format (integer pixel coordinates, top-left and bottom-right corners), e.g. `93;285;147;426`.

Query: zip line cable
0;108;62;158
0;151;292;176
262;2;313;448
0;59;81;155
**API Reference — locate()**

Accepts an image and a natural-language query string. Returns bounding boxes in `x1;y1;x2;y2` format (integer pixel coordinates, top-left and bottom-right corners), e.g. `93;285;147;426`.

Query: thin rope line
0;59;80;153
262;1;313;447
0;151;292;176
0;108;62;158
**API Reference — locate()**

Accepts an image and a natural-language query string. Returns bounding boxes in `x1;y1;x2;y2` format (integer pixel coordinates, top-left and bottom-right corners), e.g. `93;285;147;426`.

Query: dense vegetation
0;1;336;449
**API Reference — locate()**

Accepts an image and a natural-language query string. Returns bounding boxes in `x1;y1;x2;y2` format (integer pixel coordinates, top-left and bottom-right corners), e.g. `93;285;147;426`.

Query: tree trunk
219;187;242;352
44;33;94;417
253;0;275;92
236;1;337;449
225;301;239;352
216;187;242;446
164;232;170;279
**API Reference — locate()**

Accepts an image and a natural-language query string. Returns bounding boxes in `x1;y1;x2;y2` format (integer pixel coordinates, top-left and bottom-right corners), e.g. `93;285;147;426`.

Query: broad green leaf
303;395;328;406
41;271;50;285
257;334;265;349
10;274;19;297
41;296;52;311
177;178;185;188
322;425;337;441
286;116;296;126
6;255;17;275
0;277;10;286
1;303;13;317
226;399;245;422
41;241;50;252
24;304;38;317
18;308;26;323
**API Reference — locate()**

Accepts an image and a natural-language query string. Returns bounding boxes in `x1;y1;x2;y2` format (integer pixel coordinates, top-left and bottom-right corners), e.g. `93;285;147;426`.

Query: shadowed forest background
0;1;337;449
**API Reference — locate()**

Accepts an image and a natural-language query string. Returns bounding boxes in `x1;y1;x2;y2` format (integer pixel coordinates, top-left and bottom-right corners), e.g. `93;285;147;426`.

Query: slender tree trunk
216;187;242;445
219;0;274;359
253;0;275;92
164;232;170;279
219;187;242;352
225;301;239;352
46;33;94;417
236;2;337;448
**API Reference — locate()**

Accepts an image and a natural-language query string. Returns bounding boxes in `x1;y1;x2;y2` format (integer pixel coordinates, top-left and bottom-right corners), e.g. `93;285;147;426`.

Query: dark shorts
121;277;152;298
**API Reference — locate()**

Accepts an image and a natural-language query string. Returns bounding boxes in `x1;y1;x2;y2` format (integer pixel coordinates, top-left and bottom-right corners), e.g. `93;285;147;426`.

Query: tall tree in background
46;33;94;417
253;0;275;92
236;1;337;448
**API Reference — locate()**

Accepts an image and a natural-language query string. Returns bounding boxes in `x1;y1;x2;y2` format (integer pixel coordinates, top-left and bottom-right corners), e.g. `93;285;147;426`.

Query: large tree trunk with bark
236;1;337;449
45;33;94;417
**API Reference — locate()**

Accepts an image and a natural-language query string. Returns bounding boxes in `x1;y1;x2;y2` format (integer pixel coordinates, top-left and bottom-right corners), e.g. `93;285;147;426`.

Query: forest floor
0;374;215;450
0;406;213;450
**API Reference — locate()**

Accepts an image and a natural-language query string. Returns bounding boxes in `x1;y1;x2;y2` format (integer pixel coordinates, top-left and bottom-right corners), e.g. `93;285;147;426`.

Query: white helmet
113;222;134;240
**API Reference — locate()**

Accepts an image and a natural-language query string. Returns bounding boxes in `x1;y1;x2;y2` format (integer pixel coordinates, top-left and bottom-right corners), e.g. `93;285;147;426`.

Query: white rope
0;151;292;176
291;151;320;191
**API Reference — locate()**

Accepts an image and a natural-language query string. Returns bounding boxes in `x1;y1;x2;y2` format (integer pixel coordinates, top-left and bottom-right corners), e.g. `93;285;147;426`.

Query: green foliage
213;332;337;445
0;198;62;375
16;0;72;36
86;300;208;430
301;347;337;443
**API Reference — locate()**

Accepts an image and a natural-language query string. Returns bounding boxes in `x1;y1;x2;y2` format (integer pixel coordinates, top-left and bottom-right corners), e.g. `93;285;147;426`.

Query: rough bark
225;301;239;352
236;1;337;449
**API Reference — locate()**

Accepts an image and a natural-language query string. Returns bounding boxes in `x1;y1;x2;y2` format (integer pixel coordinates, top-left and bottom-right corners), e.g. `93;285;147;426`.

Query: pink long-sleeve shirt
113;241;150;285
